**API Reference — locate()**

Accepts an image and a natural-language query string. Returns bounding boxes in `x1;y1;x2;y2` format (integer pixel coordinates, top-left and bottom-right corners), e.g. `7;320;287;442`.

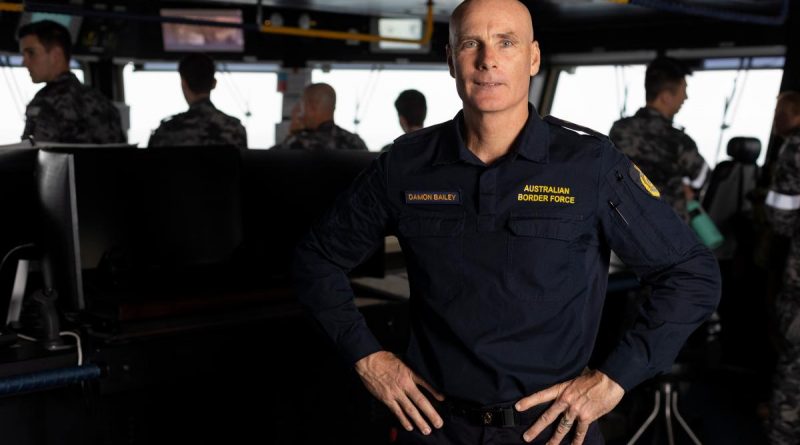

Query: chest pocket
397;212;465;302
506;214;581;300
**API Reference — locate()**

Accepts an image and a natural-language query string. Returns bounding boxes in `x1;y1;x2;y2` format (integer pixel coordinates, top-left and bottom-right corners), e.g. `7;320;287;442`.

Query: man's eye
501;40;514;47
462;41;478;49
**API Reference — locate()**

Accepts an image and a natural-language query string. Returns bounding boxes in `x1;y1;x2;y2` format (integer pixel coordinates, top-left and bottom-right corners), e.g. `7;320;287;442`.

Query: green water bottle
687;200;724;249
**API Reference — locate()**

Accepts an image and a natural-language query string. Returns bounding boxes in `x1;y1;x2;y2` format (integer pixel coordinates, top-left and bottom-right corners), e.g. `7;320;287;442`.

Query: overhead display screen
161;9;244;52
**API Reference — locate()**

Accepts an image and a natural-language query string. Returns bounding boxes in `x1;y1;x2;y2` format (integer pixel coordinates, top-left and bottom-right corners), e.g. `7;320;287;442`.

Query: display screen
371;17;427;53
161;9;244;52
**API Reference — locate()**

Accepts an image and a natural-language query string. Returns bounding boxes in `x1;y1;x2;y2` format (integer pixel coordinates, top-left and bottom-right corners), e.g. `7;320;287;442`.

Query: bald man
274;83;368;151
294;1;720;444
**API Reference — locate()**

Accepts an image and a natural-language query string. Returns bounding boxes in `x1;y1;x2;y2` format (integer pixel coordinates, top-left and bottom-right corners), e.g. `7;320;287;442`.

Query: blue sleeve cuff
339;323;383;365
598;348;655;392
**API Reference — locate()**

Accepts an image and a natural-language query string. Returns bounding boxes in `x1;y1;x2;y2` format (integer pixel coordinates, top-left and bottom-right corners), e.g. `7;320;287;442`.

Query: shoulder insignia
544;115;608;140
630;163;661;199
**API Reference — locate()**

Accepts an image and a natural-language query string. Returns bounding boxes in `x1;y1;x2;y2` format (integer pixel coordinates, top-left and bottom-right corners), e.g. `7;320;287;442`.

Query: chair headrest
726;137;761;164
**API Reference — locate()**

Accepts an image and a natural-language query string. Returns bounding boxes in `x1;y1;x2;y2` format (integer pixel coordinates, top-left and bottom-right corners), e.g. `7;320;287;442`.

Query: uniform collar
636;106;671;122
315;120;336;133
49;71;77;85
433;103;549;166
189;97;214;109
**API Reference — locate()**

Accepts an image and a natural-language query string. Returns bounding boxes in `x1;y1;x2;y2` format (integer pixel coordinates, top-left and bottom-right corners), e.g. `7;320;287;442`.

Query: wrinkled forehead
449;0;533;43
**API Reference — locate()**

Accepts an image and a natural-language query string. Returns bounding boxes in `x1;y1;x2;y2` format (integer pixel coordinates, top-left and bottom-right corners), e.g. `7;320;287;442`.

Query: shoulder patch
544;115;608;140
629;163;661;199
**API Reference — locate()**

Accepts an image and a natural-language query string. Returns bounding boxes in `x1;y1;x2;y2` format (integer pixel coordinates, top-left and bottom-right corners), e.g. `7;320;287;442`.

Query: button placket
478;168;497;232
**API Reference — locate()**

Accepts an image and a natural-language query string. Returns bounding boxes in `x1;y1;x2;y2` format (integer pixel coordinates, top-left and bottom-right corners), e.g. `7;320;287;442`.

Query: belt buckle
480;407;516;427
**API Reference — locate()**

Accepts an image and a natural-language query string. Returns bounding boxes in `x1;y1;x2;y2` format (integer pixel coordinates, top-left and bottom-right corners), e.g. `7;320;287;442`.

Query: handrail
0;1;435;45
0;2;23;12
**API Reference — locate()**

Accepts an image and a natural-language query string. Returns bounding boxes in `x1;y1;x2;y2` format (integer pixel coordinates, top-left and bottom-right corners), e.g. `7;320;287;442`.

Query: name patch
405;190;461;205
517;184;576;205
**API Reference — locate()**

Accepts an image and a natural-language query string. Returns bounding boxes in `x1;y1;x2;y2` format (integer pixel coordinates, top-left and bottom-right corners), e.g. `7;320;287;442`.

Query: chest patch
517;184;576;205
405;190;461;205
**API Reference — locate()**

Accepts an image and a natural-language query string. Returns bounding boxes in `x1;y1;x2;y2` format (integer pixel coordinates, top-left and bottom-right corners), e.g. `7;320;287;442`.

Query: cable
17;333;37;342
713;61;747;163
352;65;382;132
614;65;630;119
59;331;83;366
0;243;36;280
218;63;252;119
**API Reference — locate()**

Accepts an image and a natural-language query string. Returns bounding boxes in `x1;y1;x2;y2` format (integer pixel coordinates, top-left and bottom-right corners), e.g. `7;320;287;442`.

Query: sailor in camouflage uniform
18;20;125;144
610;57;708;221
765;91;800;445
148;54;247;149
273;83;368;151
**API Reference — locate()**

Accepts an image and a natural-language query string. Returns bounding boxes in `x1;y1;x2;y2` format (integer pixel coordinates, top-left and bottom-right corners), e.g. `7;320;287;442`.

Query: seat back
702;137;761;258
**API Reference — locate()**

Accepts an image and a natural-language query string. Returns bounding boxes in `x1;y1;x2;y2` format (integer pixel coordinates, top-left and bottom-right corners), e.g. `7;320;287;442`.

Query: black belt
439;399;549;428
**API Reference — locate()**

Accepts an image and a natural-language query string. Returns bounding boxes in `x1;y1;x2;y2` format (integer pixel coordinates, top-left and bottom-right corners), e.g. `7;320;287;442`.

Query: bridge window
311;66;463;151
551;63;783;167
0;57;83;144
123;62;281;148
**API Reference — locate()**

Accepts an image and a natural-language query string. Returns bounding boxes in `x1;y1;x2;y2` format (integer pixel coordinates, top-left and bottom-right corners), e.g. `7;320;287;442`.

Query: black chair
702;137;761;260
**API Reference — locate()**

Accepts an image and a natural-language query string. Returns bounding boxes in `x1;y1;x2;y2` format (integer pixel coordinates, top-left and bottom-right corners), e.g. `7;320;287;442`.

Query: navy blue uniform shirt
294;105;720;406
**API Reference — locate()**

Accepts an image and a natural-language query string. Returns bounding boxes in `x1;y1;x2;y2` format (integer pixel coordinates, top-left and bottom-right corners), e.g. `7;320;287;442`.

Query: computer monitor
37;146;244;318
36;150;84;312
160;9;245;53
0;147;41;325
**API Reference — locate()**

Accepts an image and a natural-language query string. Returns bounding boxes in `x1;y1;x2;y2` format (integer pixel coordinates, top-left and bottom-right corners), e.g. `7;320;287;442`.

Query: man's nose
477;46;498;70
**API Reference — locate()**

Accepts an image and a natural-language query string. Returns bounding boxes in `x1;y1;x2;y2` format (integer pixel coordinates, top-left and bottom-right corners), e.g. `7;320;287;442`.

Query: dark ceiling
189;0;788;24
0;0;793;64
191;0;647;22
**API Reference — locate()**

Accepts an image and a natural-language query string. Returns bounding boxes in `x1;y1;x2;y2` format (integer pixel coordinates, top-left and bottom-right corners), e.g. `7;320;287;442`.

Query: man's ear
446;45;455;79
47;45;67;68
529;41;541;77
211;78;217;91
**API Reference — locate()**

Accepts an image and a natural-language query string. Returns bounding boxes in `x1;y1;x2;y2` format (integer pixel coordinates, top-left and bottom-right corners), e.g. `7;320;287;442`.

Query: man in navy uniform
18;20;125;143
765;90;800;445
294;0;720;443
148;54;247;149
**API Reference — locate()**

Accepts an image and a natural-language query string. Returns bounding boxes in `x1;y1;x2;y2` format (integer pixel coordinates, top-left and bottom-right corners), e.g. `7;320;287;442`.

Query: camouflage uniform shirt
274;120;368;151
765;127;800;445
610;107;708;220
148;98;247;149
22;71;125;144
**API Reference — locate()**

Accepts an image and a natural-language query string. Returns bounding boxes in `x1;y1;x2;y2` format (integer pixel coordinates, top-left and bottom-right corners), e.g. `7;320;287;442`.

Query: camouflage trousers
769;289;800;445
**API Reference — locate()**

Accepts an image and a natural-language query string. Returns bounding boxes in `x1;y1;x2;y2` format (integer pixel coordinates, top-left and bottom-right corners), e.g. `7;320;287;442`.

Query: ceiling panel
187;0;630;22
